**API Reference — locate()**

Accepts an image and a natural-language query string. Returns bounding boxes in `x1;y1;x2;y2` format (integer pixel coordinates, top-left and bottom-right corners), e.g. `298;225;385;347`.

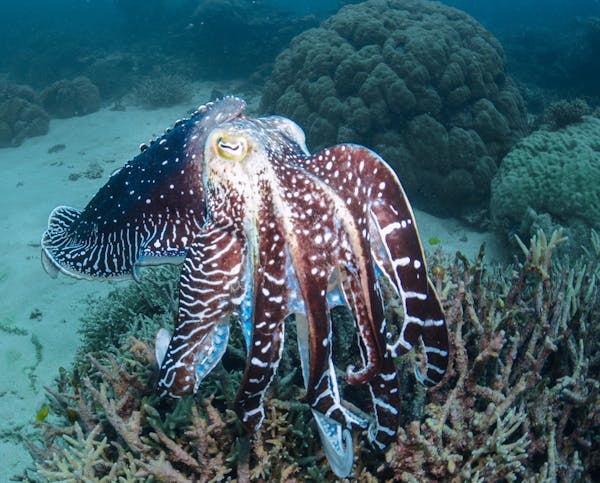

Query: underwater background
0;0;599;480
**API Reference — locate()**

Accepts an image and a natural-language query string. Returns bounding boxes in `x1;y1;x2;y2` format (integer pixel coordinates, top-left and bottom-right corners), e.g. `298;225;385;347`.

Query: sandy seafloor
0;83;509;479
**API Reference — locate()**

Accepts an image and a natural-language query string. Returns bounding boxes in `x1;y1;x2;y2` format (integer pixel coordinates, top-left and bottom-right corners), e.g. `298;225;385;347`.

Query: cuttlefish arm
286;138;448;386
353;146;448;385
156;221;246;397
330;145;448;385
295;271;368;479
335;267;401;449
233;213;289;431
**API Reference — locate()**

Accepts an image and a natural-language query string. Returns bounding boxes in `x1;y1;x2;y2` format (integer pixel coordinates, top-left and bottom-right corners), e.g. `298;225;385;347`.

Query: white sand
0;85;507;479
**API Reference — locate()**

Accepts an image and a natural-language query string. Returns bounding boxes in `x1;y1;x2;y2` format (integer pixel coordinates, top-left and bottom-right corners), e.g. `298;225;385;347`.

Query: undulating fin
41;206;82;279
41;97;247;280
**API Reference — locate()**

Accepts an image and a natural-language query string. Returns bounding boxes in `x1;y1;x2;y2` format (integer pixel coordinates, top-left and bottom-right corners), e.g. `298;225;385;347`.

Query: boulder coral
491;115;600;254
0;79;49;147
261;0;527;215
40;76;101;118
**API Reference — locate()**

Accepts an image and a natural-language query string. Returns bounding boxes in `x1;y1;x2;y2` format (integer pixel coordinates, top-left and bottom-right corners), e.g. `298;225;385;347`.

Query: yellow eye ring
214;132;249;161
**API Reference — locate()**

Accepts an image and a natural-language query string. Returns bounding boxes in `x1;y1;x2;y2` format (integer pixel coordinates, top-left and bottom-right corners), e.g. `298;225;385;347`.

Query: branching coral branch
35;423;115;480
383;229;598;481
22;230;599;481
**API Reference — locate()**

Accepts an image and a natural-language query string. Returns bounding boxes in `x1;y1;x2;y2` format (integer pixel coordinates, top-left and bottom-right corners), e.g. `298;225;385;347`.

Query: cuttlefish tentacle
338;264;386;386
281;142;394;382
295;309;358;479
290;156;388;389
295;293;367;478
337;267;401;448
360;149;449;384
156;222;245;396
300;281;368;430
365;354;401;448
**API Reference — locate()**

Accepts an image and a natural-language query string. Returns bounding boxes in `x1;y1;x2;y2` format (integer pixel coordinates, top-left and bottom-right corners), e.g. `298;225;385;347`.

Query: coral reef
132;74;192;109
544;98;591;130
76;265;179;361
260;0;528;216
21;229;599;480
83;52;141;100
0;78;49;147
40;76;101;118
387;230;599;480
24;271;333;479
490;115;600;255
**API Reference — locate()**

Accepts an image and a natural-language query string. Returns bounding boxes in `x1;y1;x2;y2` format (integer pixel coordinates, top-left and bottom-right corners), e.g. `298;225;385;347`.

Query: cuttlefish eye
214;132;249;161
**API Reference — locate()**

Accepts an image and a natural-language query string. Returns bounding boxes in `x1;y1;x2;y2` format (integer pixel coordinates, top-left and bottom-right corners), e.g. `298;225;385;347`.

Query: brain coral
261;0;527;215
491;116;600;253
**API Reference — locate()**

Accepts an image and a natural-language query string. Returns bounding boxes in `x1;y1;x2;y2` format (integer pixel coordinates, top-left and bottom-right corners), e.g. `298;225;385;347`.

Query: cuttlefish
42;97;448;477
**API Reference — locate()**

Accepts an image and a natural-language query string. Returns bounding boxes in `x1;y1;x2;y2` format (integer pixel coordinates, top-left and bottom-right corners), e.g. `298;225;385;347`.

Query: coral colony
29;229;599;480
261;0;527;215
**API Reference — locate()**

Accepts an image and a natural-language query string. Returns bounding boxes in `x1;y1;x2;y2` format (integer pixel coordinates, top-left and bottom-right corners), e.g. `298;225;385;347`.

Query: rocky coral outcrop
261;0;527;215
132;74;192;109
40;76;101;118
544;98;591;130
491;115;600;254
0;79;49;147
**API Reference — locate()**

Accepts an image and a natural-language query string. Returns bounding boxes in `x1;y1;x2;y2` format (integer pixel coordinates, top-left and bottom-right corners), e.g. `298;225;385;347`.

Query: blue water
446;0;600;28
2;0;599;79
0;0;598;225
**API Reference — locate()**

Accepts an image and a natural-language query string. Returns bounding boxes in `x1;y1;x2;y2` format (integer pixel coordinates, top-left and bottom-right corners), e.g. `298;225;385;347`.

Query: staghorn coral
261;0;528;216
24;337;333;481
23;267;335;480
34;423;115;480
384;230;599;481
22;231;599;480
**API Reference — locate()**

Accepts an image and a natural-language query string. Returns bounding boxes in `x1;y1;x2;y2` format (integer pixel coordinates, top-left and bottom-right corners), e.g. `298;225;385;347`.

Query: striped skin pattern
41;97;246;281
41;98;448;478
